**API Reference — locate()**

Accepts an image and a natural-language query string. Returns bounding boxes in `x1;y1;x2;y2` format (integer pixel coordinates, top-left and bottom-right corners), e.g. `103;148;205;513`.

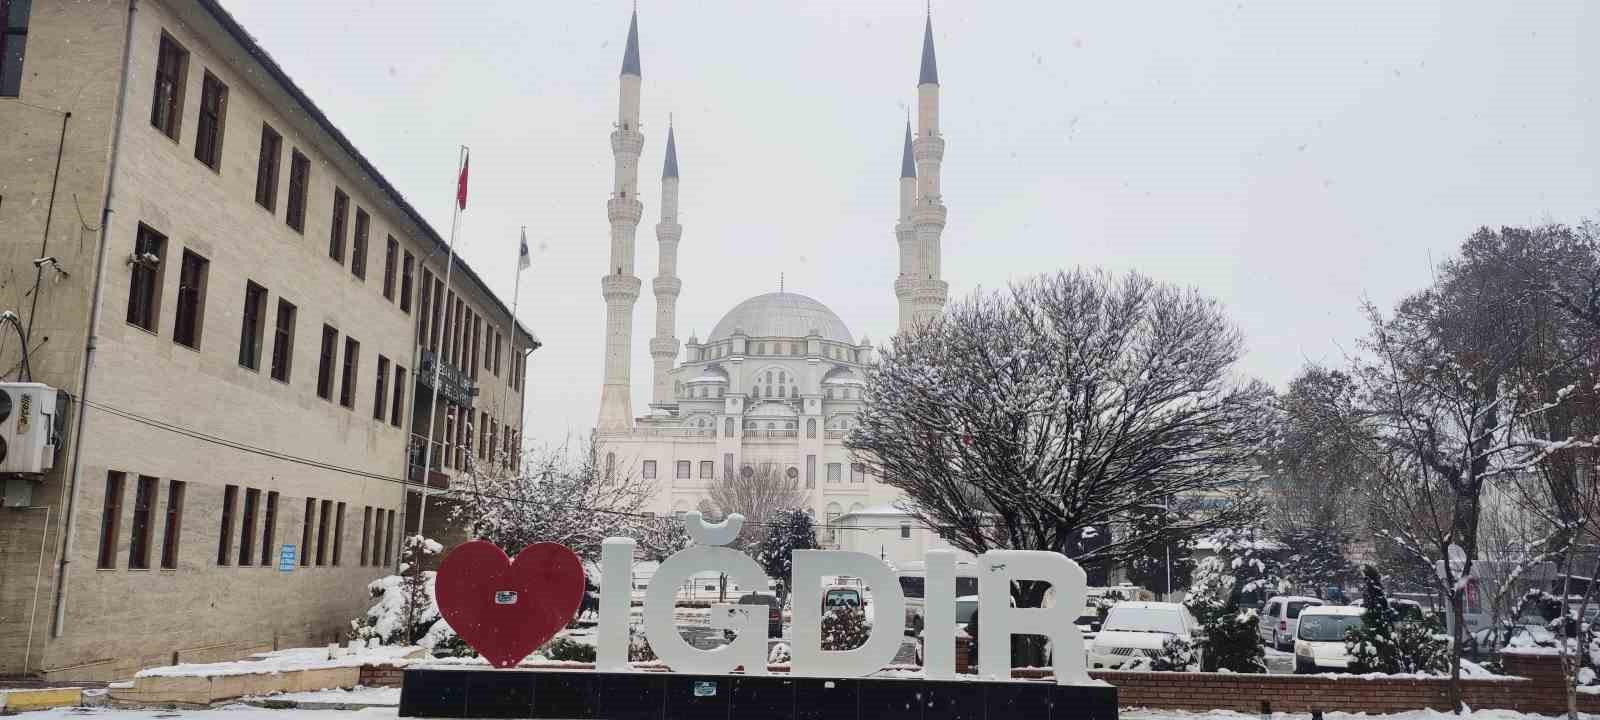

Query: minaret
909;12;949;328
598;10;646;430
893;119;918;330
649;123;682;410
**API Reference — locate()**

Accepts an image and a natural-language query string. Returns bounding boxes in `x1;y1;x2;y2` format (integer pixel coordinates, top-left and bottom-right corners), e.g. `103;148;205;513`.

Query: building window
417;269;432;342
373;355;389;421
260;491;278;567
316;499;332;566
217;484;237;566
126;475;157;569
339;337;360;408
0;0;32;97
642;460;656;479
329;188;348;262
300;498;315;566
351;208;370;279
270;300;296;382
254;123;281;210
605;452;616;480
172;250;208;349
238;487;259;566
316;325;338;400
391;366;406;428
806;455;816;489
238;281;266;370
724;418;734;438
827;463;842;484
285;150;310;232
369;507;384;568
850;463;866;484
400;251;415;313
360;507;372;566
333;502;346;566
96;472;125;569
675;460;691;479
381;236;399;300
194;71;227;169
383;510;395;566
150;33;187;139
825;507;841;543
493;333;502;375
159;480;185;569
699;460;713;479
806;418;816;439
900;523;912;539
126;224;166;331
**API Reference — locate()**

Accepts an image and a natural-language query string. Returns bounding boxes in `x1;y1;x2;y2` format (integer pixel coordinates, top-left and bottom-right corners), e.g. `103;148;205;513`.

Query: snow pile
135;646;420;679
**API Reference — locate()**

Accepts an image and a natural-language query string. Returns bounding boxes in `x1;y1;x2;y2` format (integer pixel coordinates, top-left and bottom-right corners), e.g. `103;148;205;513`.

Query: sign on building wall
278;544;296;572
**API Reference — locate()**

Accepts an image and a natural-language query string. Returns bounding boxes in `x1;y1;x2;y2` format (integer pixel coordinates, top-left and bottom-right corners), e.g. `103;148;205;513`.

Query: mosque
591;9;954;556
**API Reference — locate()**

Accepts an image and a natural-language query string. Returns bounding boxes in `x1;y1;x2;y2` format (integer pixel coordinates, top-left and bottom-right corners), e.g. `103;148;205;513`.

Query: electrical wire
78;397;952;533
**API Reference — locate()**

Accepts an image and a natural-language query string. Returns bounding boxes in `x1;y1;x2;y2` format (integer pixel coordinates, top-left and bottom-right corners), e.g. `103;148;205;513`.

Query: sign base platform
398;667;1118;720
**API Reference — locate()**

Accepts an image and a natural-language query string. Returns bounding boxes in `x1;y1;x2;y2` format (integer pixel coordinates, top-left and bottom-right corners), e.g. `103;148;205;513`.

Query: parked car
822;585;864;614
1086;601;1200;670
897;562;979;635
736;592;784;639
1259;596;1324;651
1292;605;1363;673
1466;624;1557;661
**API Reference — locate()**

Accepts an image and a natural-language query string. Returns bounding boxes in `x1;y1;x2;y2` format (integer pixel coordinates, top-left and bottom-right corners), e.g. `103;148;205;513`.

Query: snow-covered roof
708;292;854;344
687;374;728;384
1300;605;1363;617
838;504;909;519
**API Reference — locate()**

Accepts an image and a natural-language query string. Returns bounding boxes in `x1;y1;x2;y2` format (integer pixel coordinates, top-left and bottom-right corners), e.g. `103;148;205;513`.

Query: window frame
159;479;185;570
300;498;315;567
350;207;370;279
126;224;166;332
270;299;296;382
339;336;360;409
254;123;281;211
193;70;227;170
172;249;209;350
238;281;267;370
400;251;415;313
217;484;237;566
96;472;126;570
285;149;310;232
316;325;338;400
238;487;259;566
0;0;32;97
328;188;348;262
373;355;390;421
150;33;187;140
126;475;157;570
260;491;278;567
390;365;406;428
382;236;398;300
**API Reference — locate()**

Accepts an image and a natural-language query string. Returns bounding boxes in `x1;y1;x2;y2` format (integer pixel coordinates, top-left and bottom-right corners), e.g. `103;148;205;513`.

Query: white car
896;562;979;635
1086;601;1200;670
1258;595;1324;651
1293;605;1363;673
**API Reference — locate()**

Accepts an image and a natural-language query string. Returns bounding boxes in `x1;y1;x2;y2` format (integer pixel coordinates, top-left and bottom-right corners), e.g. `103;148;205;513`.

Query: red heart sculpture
435;540;585;668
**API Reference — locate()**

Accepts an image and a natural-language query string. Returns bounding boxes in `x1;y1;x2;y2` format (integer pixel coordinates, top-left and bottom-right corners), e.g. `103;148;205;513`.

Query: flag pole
414;145;467;551
500;226;527;468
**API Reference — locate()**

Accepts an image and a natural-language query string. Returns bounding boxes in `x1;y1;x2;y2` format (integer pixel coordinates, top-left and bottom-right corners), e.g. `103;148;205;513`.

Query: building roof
839;504;910;519
919;16;939;85
901;120;916;178
707;292;855;344
191;0;539;350
621;10;642;77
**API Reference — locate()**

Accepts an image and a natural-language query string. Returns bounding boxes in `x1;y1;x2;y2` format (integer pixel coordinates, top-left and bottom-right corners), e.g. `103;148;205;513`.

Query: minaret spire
599;8;646;429
893;116;919;329
900;12;949;332
649;124;683;410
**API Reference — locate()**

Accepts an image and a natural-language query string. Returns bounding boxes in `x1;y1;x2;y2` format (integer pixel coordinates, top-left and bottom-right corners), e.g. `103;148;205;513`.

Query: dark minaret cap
621;10;642;77
663;125;679;179
901;119;916;178
919;15;938;85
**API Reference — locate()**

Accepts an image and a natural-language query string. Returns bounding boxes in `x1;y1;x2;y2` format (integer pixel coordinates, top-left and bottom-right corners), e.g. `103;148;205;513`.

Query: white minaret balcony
600;274;642;302
610;128;645;156
652;276;683;297
607;197;644;223
912;203;947;227
648;337;680;356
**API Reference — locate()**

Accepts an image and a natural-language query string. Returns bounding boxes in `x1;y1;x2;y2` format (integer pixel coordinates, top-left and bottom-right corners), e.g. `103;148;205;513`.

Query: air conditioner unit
0;382;61;475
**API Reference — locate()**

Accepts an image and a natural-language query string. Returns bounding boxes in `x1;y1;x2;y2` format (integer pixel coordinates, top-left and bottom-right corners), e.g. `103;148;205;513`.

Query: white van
1293;605;1363;673
1258;596;1324;651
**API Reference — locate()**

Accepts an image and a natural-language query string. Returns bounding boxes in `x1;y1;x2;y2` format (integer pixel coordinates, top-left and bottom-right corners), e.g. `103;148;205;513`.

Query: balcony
593;426;717;440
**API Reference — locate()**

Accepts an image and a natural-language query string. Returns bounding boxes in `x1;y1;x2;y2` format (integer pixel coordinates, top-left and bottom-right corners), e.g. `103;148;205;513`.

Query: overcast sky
219;0;1599;445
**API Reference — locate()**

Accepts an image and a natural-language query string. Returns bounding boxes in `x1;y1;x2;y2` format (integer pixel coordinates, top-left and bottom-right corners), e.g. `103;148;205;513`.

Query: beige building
0;0;536;680
590;10;949;542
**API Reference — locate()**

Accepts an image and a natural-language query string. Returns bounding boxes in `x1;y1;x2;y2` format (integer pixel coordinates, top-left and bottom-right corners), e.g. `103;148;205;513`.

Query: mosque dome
707;292;854;344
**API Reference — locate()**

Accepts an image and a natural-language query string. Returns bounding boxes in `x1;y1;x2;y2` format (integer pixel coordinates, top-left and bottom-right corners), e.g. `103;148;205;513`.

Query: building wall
0;0;531;680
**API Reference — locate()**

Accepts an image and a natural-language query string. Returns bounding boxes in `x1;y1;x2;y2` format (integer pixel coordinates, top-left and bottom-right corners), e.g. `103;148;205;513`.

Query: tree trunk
1448;586;1465;714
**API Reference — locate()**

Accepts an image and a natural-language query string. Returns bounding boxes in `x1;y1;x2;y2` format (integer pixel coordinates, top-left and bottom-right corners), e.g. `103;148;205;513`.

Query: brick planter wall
358;663;407;687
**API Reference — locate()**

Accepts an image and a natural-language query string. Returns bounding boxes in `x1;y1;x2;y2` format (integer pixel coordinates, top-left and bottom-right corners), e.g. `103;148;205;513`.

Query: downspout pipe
53;0;138;639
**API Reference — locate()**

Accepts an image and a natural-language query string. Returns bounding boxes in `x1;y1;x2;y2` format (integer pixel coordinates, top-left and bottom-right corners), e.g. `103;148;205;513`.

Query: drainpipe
53;0;138;639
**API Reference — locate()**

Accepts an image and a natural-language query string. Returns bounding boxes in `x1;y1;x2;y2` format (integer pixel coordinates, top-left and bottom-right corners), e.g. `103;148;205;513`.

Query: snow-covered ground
19;703;1584;720
245;687;400;707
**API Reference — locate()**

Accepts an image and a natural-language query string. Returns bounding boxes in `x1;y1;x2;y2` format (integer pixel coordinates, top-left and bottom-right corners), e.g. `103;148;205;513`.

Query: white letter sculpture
643;513;771;675
922;549;958;680
978;550;1089;684
595;537;635;671
790;549;907;678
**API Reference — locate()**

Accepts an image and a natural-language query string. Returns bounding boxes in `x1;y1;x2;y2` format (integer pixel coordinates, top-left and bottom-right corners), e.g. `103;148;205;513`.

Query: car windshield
1298;614;1362;641
1102;607;1185;635
825;590;860;607
1391;603;1425;622
1286;601;1318;619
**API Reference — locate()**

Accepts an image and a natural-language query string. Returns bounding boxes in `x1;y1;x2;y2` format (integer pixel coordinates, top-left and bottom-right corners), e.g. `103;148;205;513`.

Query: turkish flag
456;153;470;210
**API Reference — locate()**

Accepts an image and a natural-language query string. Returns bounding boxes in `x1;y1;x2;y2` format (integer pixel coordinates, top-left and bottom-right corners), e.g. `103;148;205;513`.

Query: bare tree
448;437;657;562
848;270;1274;617
700;462;807;553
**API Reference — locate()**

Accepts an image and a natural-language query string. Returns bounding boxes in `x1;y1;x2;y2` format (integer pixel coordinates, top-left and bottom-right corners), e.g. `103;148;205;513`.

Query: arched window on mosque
724;418;734;437
779;386;786;398
791;386;798;399
605;452;616;480
778;371;785;384
741;465;755;480
806;419;816;438
766;422;775;432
